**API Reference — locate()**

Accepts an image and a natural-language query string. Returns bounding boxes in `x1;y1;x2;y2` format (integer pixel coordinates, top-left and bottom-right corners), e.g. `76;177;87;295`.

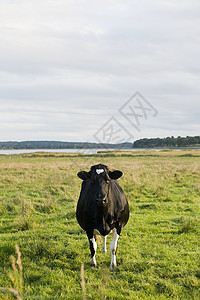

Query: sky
0;0;199;143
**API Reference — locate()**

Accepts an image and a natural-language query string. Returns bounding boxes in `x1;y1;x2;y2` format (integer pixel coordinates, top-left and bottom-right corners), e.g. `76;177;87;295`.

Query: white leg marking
110;228;119;271
102;236;107;253
90;237;97;267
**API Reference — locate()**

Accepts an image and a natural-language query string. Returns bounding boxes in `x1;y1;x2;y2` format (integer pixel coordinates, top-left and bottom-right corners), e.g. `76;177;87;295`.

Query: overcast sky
0;0;199;143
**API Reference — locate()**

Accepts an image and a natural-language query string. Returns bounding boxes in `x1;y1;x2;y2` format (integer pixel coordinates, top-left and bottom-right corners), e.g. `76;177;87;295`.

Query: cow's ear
77;171;90;180
109;170;123;180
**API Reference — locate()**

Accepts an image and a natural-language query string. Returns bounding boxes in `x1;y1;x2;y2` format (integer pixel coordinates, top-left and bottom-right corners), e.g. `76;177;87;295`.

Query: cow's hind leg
102;235;107;253
87;232;97;267
110;228;119;271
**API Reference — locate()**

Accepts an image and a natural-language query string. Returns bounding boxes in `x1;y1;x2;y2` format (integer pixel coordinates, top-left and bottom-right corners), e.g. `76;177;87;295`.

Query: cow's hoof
110;263;116;272
90;263;97;268
102;249;107;254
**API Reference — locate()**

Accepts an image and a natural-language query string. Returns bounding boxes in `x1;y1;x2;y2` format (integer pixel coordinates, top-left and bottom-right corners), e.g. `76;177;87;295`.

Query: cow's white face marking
96;169;104;175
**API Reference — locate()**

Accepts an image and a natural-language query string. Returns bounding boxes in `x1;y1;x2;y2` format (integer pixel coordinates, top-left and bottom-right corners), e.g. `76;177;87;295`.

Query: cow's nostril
96;198;107;205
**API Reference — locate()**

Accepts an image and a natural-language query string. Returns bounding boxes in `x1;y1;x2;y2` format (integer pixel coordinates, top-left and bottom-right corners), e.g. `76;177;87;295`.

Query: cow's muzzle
96;197;107;206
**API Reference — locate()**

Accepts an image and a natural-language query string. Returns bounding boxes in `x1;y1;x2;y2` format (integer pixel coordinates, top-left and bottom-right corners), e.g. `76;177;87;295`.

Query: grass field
0;151;200;299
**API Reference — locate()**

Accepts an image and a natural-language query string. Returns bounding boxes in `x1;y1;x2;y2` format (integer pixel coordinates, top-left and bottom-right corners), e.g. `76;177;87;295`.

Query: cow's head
77;164;123;207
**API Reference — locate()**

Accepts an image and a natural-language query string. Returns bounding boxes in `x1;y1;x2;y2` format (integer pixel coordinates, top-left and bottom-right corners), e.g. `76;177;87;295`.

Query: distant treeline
0;141;133;150
133;136;200;148
1;136;199;150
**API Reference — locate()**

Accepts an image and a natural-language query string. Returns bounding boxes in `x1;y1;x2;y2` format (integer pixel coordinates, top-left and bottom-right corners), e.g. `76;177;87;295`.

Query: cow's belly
93;223;112;236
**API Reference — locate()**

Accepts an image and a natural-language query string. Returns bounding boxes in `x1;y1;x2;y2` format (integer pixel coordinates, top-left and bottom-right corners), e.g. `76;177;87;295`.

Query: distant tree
133;136;200;148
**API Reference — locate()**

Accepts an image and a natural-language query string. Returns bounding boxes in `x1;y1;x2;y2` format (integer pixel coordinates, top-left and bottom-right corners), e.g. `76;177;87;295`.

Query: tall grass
0;245;23;300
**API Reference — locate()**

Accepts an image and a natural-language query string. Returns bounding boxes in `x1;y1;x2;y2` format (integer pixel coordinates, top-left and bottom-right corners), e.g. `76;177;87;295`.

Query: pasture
0;151;200;299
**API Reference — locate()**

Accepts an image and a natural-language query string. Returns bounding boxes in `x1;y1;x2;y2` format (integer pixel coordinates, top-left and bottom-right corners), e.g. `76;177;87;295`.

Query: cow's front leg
110;228;119;271
102;235;107;253
87;232;97;267
90;236;97;267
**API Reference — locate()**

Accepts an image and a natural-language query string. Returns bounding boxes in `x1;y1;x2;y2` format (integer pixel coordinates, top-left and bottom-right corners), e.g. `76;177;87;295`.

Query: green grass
0;152;200;299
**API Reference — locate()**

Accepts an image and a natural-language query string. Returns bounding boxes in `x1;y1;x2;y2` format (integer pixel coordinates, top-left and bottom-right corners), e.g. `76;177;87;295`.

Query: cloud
0;0;199;141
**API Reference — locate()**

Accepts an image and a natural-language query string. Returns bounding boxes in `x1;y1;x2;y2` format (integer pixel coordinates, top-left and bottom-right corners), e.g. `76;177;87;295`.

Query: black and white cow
76;163;129;271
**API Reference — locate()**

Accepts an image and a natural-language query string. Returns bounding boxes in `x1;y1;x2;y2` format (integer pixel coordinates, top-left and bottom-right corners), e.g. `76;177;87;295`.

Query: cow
76;163;129;271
